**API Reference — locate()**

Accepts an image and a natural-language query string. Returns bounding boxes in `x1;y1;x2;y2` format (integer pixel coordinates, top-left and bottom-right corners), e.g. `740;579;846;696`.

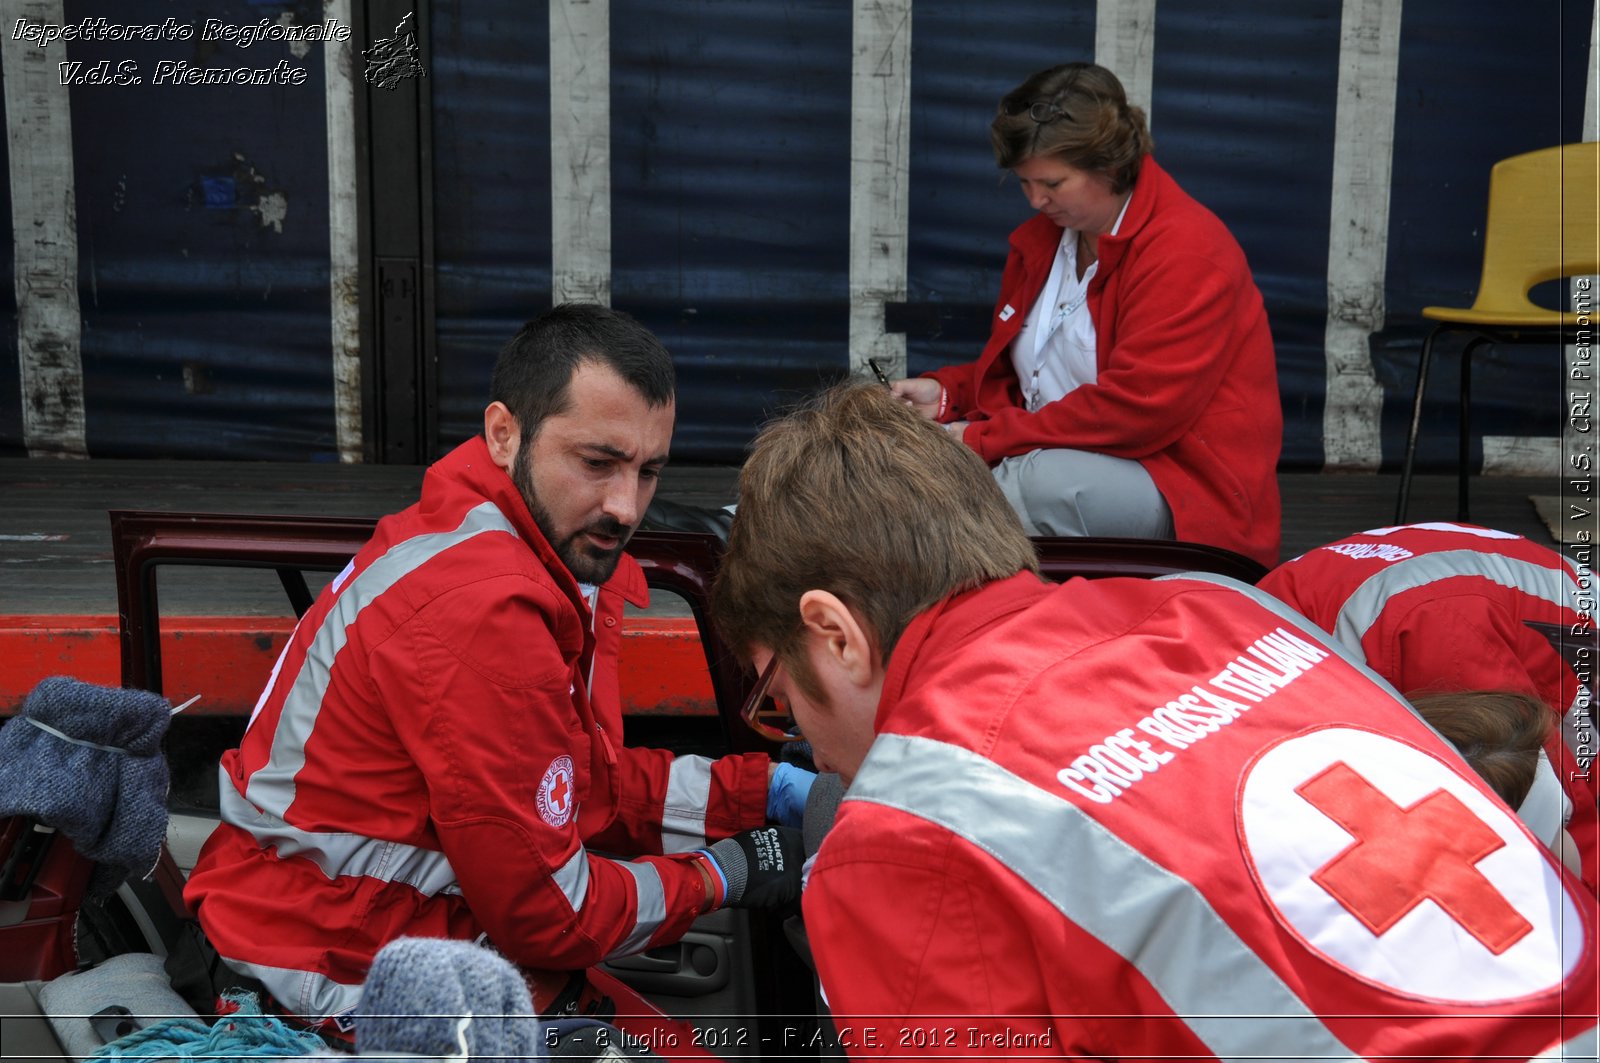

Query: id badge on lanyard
1037;286;1088;355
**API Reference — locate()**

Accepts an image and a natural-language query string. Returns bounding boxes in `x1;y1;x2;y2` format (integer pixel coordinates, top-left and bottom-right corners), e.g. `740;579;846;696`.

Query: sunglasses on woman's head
1003;97;1073;124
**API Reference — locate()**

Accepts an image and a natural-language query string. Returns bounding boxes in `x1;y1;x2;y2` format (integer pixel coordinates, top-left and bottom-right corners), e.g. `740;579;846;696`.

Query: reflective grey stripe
1161;571;1424;714
1168;572;1479;774
1275;548;1591;753
219;779;462;897
606;860;668;960
552;845;591;912
660;754;713;853
1333;550;1580;651
217;954;363;1021
1552;1027;1599;1061
845;733;1364;1062
246;502;520;815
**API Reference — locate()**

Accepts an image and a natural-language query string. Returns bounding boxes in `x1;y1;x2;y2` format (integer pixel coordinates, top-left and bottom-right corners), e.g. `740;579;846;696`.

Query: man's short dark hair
489;303;675;445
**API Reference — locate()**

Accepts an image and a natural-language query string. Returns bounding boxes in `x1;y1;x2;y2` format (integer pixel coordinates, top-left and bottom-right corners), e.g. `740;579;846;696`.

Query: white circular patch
1237;726;1586;1003
536;755;576;828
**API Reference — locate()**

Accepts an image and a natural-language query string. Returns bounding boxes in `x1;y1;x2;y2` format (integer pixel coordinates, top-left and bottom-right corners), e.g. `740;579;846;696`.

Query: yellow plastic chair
1395;141;1600;522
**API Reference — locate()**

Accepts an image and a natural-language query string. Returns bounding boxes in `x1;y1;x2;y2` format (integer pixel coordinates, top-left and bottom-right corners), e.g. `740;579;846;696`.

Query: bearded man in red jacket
187;304;804;1033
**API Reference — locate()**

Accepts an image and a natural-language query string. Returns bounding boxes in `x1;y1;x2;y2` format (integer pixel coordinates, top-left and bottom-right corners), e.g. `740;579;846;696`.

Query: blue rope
90;991;335;1061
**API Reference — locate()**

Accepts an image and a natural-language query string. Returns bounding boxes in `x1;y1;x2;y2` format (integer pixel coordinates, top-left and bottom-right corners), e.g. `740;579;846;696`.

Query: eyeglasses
740;655;803;743
1003;97;1073;124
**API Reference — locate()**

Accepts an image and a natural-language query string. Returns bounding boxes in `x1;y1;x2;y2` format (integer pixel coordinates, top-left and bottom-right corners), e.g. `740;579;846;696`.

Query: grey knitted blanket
0;676;171;898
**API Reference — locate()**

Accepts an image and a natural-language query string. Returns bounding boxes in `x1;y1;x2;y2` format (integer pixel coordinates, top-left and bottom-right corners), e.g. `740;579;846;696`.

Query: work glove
699;826;803;909
766;762;817;828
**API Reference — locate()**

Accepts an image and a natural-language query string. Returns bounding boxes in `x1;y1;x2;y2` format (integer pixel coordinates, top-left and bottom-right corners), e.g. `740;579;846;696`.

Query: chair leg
1456;336;1489;522
1396;327;1443;524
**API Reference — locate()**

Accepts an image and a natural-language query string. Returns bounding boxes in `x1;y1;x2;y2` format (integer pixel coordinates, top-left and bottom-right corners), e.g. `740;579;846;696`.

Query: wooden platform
0;456;1572;716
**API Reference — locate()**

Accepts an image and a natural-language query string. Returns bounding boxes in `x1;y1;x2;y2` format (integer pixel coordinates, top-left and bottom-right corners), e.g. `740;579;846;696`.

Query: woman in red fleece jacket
893;62;1282;567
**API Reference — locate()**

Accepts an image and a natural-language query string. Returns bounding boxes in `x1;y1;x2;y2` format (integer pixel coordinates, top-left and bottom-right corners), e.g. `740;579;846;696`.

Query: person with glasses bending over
892;62;1282;568
712;384;1596;1061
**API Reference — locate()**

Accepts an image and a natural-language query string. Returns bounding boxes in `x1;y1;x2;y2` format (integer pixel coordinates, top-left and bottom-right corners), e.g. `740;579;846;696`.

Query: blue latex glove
767;762;816;828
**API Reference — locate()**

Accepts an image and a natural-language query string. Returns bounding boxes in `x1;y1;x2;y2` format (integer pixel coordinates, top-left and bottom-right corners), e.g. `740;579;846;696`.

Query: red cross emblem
1296;760;1532;955
537;755;577;828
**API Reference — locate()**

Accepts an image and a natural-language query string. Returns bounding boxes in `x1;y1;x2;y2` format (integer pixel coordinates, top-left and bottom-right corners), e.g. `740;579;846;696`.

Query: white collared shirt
1009;196;1132;412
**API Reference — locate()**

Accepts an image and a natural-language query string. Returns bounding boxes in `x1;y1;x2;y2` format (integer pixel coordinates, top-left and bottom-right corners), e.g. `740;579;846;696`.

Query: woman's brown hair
1407;689;1553;808
990;62;1153;194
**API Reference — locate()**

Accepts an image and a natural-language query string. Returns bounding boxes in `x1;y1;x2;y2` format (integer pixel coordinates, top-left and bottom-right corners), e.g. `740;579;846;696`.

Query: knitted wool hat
357;938;541;1063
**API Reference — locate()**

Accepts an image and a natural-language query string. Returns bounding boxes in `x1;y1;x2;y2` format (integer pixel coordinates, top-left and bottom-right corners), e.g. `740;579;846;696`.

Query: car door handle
601;929;730;996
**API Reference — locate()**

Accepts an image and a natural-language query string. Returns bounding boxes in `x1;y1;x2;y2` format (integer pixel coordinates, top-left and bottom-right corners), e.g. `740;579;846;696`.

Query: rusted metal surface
1;614;718;719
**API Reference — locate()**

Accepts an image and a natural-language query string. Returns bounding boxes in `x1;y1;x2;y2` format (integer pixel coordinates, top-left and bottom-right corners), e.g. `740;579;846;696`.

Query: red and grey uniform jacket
184;436;769;1023
804;570;1596;1060
1258;520;1599;891
922;156;1283;568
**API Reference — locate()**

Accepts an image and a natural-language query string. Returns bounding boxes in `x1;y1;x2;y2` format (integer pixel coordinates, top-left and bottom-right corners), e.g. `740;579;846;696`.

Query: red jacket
925;157;1282;567
805;571;1596;1059
1258;521;1600;891
185;437;769;1023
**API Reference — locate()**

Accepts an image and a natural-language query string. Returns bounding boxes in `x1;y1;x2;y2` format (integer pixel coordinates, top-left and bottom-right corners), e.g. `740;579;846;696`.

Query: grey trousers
992;448;1175;539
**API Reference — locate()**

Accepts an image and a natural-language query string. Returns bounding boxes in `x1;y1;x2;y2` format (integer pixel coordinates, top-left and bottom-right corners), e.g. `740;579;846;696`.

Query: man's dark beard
512;456;630;585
